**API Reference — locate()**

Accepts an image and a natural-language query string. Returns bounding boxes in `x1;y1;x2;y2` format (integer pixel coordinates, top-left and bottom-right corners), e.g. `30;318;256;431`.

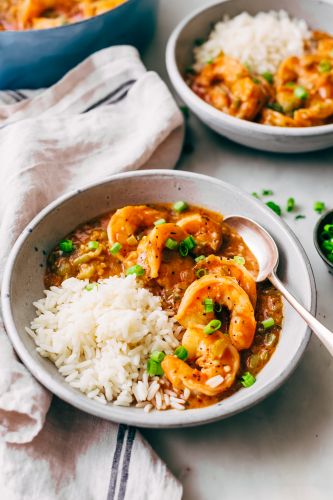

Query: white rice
193;10;311;74
27;275;188;410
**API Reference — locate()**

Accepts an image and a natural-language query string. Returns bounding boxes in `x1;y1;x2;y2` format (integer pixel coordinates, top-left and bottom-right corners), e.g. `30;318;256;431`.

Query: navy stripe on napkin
84;79;136;113
117;426;136;500
107;424;127;500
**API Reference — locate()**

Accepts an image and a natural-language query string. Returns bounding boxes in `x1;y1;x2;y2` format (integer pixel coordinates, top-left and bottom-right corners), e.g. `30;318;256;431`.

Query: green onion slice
286;197;295;212
110;242;122;255
173;201;188;213
319;60;332;73
88;241;99;250
85;283;97;291
195;268;207;279
295;214;306;220
150;351;165;363
294;86;308;99
165;238;178;250
154;218;166;226
252;192;260;198
147;359;164;376
59;239;74;253
204;319;221;335
174;346;188;360
262;189;273;196
126;264;145;276
195;255;205;263
233;255;245;266
179;241;189;257
262;72;273;84
266;201;282;216
241;371;256;388
183;235;196;251
203;298;214;313
261;317;275;329
314;201;325;214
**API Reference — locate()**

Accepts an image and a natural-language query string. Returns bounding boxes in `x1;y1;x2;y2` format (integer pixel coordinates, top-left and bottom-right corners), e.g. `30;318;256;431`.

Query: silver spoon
224;215;333;356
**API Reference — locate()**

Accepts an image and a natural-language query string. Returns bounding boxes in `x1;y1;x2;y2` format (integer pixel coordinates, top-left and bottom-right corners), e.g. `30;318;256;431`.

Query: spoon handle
269;272;333;356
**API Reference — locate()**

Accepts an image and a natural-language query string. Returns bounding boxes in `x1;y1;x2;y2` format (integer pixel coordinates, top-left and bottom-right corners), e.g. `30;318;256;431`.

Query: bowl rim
0;0;137;35
313;209;333;269
1;169;317;428
166;0;333;136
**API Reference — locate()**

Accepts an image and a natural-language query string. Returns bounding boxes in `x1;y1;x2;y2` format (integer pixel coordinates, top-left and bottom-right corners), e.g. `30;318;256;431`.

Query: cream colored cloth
0;46;183;499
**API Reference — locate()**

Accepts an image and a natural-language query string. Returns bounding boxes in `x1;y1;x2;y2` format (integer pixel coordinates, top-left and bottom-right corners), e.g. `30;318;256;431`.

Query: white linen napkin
0;46;183;500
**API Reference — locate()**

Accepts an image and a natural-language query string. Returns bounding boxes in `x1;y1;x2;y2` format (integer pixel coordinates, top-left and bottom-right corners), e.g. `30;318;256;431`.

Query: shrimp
230;77;268;120
176;213;223;254
176;275;256;350
107;205;167;249
162;325;240;396
260;109;297;127
194;255;257;307
137;223;188;279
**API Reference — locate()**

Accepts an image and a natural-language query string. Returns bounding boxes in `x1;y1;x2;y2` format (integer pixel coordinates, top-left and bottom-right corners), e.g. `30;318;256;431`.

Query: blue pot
0;0;158;89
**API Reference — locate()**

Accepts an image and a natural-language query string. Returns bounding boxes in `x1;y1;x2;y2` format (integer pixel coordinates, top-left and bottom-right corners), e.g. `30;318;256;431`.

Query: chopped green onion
262;317;275;329
207;59;214;65
59;239;74;253
262;189;273;196
154;218;166;226
150;351;165;363
126;264;145;276
252;192;260;198
195;255;205;263
252;77;260;84
147;359;164;376
241;372;256;388
323;224;333;234
110;242;122;255
267;102;284;113
266;201;281;216
233;255;245;266
314;201;325;214
286;81;296;88
204;319;221;335
214;303;222;313
203;298;214;313
85;283;96;291
88;241;99;250
319;60;332;73
173;201;188;213
286;197;295;212
195;268;207;278
295;214;306;220
294;86;308;100
182;235;196;251
262;71;274;84
174;346;188;360
165;238;178;250
179;241;189;257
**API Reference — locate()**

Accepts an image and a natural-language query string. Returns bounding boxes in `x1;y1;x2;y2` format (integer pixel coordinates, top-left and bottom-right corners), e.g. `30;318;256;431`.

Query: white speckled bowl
1;170;316;428
166;0;333;153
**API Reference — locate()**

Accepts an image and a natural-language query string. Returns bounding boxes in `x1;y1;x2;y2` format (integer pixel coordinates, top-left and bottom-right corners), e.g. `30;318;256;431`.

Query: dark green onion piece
286;197;295;212
252;77;260;84
126;264;145;276
173;201;188;213
179;241;189;257
183;235;196;251
154;218;166;226
150;351;165;363
262;72;273;84
319;60;332;73
267;102;284;113
195;268;207;278
203;298;214;313
266;201;282;216
88;241;99;250
214;303;222;313
85;283;96;291
110;242;122;255
252;192;260;198
262;317;275;329
204;319;221;335
323;224;333;234
314;201;325;214
174;346;188;360
262;189;273;196
294;86;308;99
165;238;178;250
59;239;74;253
233;255;245;266
295;214;306;220
241;372;256;388
147;359;163;376
195;255;205;263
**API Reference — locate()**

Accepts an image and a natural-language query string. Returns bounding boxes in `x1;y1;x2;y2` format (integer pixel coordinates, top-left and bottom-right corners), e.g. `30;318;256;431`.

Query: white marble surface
142;1;333;499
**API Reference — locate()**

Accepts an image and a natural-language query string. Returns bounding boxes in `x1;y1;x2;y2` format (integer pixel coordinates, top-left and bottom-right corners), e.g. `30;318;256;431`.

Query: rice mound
193;10;311;74
27;275;181;407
